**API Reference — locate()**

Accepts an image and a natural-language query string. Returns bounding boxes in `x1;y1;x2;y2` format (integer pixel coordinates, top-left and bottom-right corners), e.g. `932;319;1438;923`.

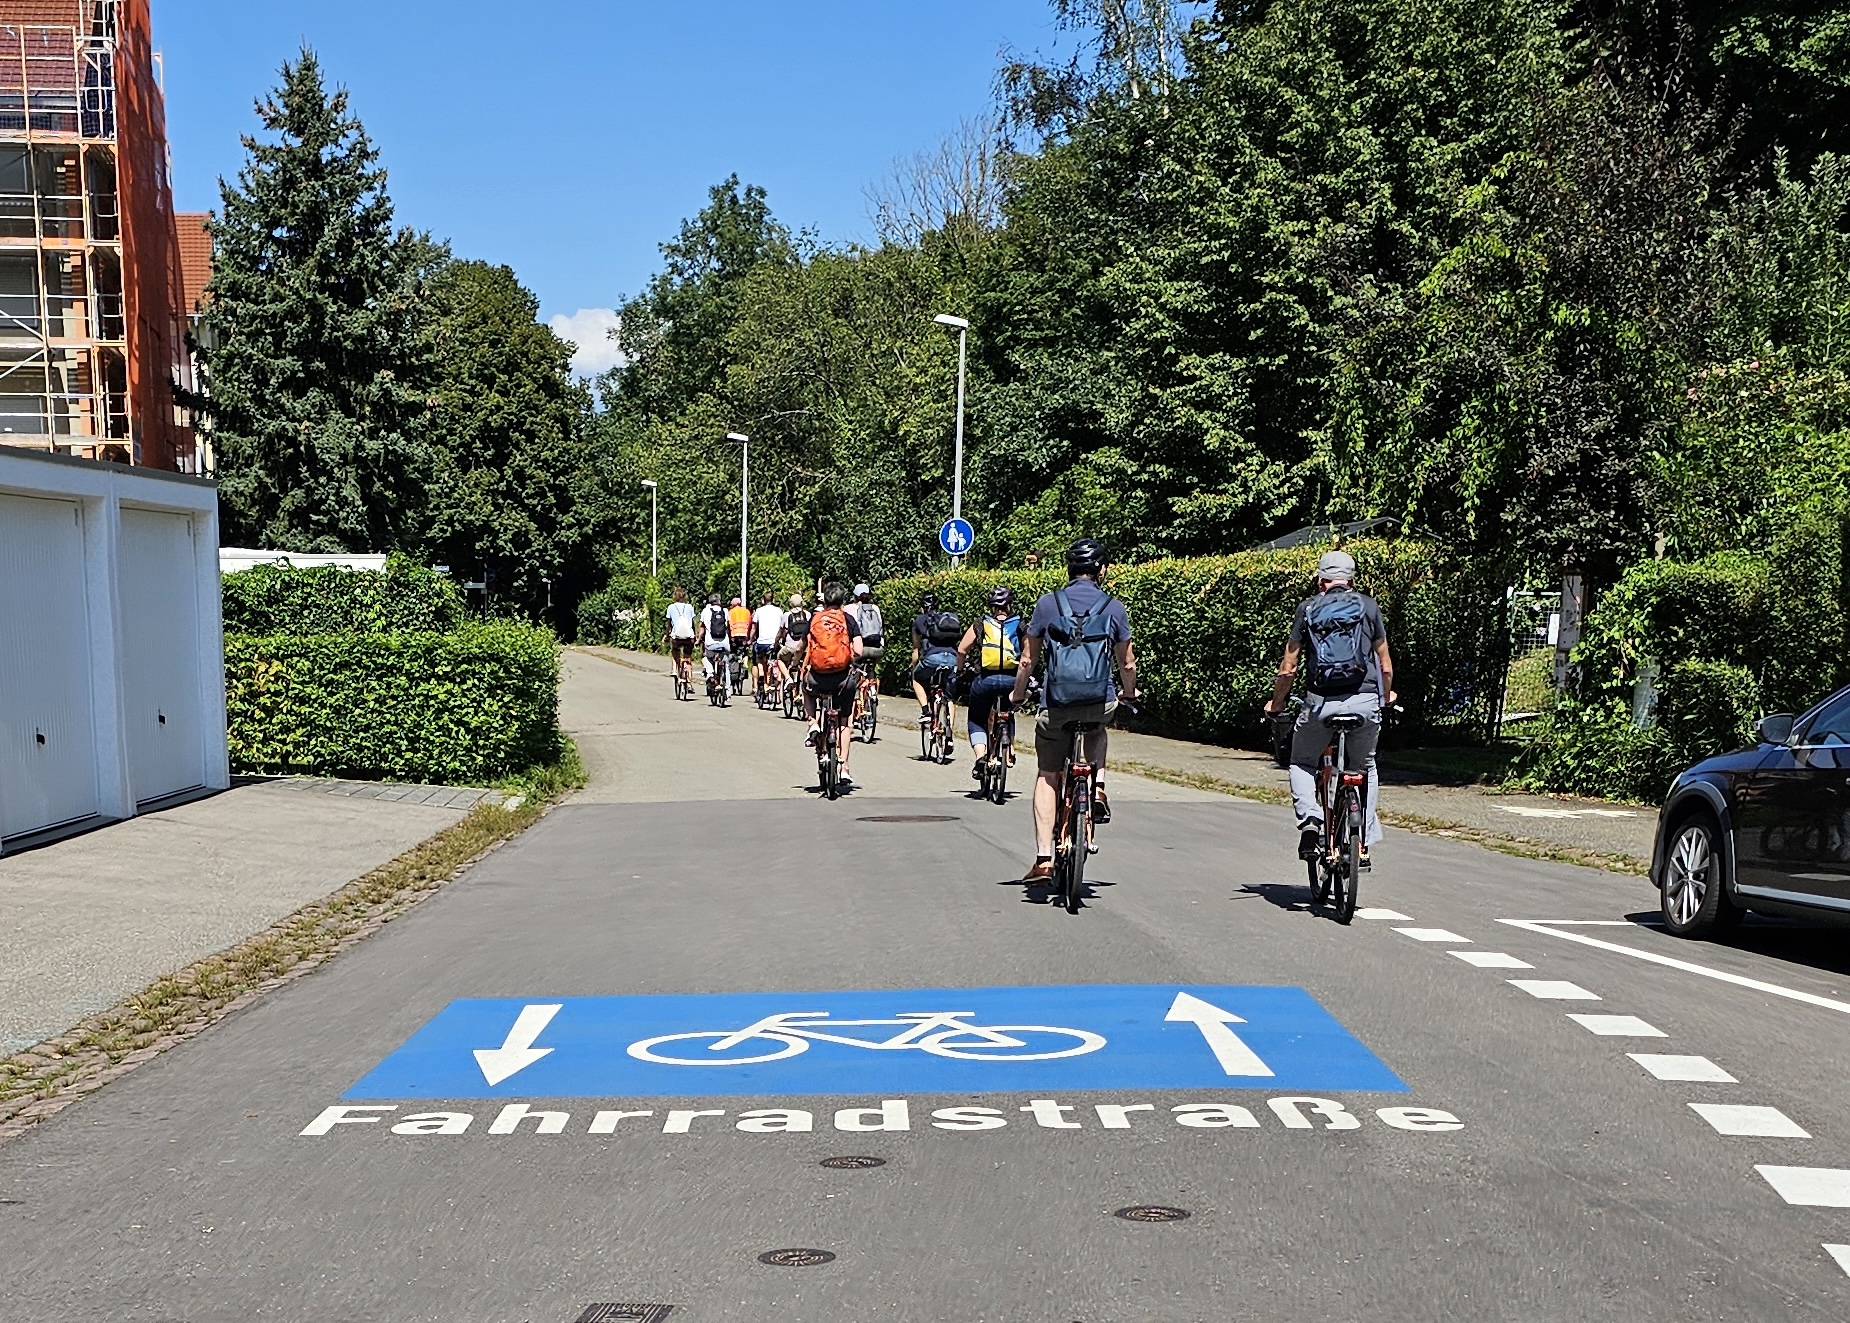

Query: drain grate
573;1307;674;1323
856;814;960;823
819;1155;886;1169
1114;1205;1191;1223
758;1248;837;1267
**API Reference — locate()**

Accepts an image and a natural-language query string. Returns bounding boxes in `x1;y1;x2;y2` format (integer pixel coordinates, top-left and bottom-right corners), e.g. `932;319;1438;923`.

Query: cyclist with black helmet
911;591;964;734
956;585;1023;781
1009;537;1137;881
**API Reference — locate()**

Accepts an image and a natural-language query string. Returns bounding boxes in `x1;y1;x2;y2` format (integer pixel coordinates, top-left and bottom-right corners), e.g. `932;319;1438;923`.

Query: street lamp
933;313;970;564
726;433;749;605
640;479;658;579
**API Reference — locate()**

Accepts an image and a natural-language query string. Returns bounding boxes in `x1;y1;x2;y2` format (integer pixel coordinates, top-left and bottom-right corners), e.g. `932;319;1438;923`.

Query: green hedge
225;623;561;784
875;539;1503;745
222;556;464;636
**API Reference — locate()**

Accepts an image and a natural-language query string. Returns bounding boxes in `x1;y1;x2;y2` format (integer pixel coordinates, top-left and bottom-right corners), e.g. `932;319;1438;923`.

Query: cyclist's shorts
806;666;857;712
753;643;776;662
670;638;694;661
913;661;955;693
1035;699;1115;775
780;641;804;662
859;644;885;663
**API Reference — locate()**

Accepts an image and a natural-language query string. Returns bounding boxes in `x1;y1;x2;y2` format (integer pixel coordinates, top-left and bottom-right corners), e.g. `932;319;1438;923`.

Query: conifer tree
198;49;438;551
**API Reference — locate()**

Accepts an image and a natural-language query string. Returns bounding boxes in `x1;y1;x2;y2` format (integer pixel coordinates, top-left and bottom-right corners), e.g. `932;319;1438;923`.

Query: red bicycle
1308;711;1367;924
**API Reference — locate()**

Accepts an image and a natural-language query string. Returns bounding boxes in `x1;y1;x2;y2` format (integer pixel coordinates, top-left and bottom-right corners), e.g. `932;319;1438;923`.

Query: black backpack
707;607;729;644
785;609;810;641
927;611;963;647
1305;591;1371;695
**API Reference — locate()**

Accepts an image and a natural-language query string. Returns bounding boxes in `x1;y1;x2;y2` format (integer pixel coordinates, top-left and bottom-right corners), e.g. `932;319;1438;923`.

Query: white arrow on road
1164;991;1275;1077
473;1003;563;1085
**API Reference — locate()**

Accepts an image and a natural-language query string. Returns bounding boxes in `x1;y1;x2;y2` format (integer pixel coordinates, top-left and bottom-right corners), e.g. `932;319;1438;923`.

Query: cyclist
699;592;733;698
847;582;886;726
778;591;811;689
750;589;785;697
911;592;964;739
1009;537;1136;881
803;578;865;786
662;584;697;690
727;596;753;689
956;585;1022;781
1263;549;1396;868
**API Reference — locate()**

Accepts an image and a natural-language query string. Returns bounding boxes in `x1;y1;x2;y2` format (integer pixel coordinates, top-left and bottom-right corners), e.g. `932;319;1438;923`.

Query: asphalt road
4;653;1849;1322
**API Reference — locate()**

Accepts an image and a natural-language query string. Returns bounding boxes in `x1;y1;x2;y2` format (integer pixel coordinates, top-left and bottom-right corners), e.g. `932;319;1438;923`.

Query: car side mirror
1754;713;1796;745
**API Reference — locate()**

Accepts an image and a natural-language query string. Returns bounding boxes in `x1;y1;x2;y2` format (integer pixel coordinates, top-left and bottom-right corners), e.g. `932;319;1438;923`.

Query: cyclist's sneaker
1091;792;1111;825
1022;857;1053;882
804;727;818;747
971;760;984;781
919;705;932;723
1359;847;1373;871
837;772;853;789
1298;828;1321;861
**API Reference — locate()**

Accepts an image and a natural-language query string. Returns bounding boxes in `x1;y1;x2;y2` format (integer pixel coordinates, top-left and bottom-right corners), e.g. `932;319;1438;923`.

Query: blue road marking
344;984;1405;1099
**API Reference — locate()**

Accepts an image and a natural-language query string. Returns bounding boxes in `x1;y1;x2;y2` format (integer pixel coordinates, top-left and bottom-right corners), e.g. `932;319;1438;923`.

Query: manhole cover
819;1155;886;1169
1114;1205;1191;1223
573;1306;675;1323
855;815;960;823
758;1248;837;1267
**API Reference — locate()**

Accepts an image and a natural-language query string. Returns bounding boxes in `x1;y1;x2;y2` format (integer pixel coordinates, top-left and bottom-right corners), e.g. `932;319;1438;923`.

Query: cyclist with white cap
1264;549;1396;867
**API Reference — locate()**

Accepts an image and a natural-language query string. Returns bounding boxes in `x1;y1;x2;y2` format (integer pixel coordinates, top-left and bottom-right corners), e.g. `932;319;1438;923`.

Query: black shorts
670;639;694;661
806;666;858;713
913;662;955;693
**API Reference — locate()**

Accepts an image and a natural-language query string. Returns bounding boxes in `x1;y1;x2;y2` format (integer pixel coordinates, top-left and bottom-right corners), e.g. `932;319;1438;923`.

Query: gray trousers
1287;692;1383;846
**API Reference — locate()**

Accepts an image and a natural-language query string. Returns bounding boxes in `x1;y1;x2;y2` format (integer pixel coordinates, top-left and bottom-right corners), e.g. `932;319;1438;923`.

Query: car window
1800;690;1850;746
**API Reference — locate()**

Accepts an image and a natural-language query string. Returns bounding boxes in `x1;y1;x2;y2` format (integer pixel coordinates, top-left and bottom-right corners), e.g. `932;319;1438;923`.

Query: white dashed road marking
1567;1014;1666;1037
1690;1104;1809;1138
1757;1166;1850;1207
1450;951;1532;969
1395;928;1470;943
1501;920;1850;1017
1626;1054;1736;1083
1356;908;1412;921
1508;980;1601;1001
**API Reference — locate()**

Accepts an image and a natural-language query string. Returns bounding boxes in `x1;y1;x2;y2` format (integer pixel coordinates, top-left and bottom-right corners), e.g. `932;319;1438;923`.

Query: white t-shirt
665;600;697;640
752;604;785;646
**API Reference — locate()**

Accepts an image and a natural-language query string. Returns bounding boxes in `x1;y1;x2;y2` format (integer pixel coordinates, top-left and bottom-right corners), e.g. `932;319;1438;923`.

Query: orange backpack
806;607;853;673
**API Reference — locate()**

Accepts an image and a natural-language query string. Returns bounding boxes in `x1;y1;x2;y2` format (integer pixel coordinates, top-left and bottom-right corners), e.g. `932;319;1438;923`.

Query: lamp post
640;479;658;579
933;313;970;565
726;432;749;604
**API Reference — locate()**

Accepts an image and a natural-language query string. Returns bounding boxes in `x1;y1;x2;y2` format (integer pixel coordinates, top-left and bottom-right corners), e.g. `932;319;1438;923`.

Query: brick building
0;0;196;471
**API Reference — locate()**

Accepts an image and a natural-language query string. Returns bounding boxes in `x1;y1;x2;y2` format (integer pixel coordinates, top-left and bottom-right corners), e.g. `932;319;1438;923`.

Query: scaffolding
0;2;130;460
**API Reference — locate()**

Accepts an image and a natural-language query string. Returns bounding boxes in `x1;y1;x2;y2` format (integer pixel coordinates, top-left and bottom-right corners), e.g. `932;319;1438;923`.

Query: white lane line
1356;908;1412;921
1823;1244;1850;1277
1569;1014;1667;1036
1451;951;1533;969
1627;1053;1736;1083
1501;920;1850;1017
1509;979;1601;1000
1691;1104;1809;1138
1395;928;1470;943
1758;1166;1850;1206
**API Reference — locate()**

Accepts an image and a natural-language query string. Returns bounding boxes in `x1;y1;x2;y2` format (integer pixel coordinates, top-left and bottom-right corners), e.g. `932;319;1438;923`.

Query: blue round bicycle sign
938;517;975;556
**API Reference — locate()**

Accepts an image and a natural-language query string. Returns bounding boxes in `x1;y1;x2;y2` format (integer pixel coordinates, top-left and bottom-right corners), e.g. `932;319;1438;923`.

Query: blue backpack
1305;591;1372;696
1042;588;1118;707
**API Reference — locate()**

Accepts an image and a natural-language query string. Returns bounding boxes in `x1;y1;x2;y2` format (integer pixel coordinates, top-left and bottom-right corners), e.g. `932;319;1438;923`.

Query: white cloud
548;307;624;378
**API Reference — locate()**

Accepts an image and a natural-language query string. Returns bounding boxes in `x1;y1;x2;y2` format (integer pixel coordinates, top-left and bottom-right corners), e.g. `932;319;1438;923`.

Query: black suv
1652;683;1850;938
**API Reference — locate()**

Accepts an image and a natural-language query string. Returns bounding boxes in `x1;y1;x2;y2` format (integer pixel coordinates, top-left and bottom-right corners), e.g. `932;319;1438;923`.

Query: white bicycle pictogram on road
627;1010;1107;1066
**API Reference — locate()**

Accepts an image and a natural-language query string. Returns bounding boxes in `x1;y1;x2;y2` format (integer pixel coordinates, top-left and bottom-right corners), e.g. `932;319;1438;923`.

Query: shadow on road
1625;909;1850;980
1240;881;1317;913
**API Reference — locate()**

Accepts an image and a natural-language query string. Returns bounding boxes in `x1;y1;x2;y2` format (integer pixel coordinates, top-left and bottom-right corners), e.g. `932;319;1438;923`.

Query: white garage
0;448;227;853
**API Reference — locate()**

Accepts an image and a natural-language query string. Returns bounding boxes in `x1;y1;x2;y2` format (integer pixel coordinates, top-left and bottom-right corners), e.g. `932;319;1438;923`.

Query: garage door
118;506;206;805
0;492;99;839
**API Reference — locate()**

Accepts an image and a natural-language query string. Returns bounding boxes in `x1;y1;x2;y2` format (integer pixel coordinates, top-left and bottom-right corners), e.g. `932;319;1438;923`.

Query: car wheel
1660;812;1743;939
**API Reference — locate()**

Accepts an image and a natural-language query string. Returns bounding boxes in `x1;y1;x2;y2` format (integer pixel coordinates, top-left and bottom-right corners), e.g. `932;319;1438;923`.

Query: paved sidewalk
0;778;499;1053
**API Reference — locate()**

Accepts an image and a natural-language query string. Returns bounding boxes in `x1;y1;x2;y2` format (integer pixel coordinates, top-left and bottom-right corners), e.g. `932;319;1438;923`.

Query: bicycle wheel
783;680;796;719
919;712;932;759
1063;780;1089;913
863;691;879;743
922;1025;1107;1060
627;1030;808;1066
1337;786;1362;924
989;747;1009;804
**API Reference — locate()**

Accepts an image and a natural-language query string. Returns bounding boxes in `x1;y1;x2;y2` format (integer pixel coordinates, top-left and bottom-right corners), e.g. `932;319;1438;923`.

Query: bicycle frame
713;1010;987;1051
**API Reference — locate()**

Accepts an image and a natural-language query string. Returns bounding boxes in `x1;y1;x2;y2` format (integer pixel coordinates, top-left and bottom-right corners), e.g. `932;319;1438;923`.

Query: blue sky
156;0;1065;371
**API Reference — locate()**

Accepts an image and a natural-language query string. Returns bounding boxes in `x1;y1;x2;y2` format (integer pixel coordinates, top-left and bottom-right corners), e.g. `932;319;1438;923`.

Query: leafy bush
222;556;464;636
576;575;669;650
876;539;1503;745
707;552;813;607
225;623;561;784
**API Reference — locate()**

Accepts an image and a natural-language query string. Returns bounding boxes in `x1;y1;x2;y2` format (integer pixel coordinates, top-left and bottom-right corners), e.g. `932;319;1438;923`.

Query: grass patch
0;747;580;1142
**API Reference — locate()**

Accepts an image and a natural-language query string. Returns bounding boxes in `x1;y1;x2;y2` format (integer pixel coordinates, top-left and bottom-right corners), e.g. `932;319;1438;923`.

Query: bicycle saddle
1325;713;1367;729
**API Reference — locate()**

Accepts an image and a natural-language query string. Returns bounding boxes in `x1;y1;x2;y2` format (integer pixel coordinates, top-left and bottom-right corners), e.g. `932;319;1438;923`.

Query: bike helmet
987;585;1015;610
921;592;940;613
1065;536;1108;578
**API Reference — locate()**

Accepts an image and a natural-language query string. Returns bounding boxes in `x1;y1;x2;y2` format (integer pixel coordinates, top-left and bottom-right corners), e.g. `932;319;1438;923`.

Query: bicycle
853;670;880;743
1047;717;1106;914
627;1009;1106;1066
1307;711;1368;924
816;689;848;799
672;657;692;702
975;693;1016;805
729;648;751;700
782;663;801;720
919;679;953;764
705;653;731;708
